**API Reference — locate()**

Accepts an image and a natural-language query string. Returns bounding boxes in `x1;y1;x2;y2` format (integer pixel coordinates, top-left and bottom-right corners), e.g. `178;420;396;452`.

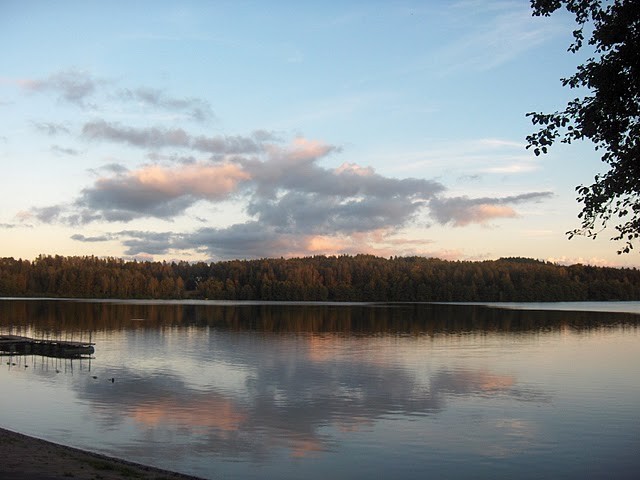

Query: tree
526;0;640;253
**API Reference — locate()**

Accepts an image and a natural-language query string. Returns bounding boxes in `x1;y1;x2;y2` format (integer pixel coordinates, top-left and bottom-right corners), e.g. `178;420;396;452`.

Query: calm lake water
1;299;639;479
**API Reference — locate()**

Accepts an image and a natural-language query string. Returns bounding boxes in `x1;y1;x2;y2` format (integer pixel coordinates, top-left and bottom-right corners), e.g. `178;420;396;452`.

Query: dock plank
0;334;95;358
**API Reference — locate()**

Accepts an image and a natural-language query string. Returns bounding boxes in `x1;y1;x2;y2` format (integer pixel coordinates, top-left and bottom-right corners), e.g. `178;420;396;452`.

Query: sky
1;0;636;267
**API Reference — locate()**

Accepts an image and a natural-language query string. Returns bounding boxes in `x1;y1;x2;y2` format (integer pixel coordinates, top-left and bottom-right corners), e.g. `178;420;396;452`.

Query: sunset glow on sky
1;1;636;267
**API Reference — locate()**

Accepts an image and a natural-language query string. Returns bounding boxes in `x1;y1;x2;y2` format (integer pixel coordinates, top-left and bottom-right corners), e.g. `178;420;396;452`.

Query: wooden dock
0;335;95;358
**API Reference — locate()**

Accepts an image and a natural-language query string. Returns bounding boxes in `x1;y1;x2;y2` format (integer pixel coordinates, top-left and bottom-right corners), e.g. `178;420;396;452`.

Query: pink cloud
334;162;374;177
430;192;552;227
303;229;437;258
546;256;623;268
452;204;517;227
128;162;250;198
266;137;338;163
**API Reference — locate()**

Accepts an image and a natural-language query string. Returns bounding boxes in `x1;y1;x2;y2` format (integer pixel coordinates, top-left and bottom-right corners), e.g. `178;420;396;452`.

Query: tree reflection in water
0;299;638;479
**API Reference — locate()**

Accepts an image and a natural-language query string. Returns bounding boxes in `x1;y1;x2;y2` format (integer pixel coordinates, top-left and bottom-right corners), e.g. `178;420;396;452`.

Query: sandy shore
0;427;205;480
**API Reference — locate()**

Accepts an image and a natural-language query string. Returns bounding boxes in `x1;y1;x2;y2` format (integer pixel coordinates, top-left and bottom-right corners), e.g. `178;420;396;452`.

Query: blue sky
1;1;634;267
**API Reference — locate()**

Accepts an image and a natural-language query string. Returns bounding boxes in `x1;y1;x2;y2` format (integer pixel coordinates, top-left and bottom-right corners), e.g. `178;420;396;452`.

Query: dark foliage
1;254;639;301
527;0;640;253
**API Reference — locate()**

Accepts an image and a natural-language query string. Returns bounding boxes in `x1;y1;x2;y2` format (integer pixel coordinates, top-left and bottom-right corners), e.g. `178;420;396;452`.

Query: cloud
77;162;250;222
429;192;553;226
302;230;438;258
457;174;482;182
21;114;553;258
243;141;438;202
546;256;622;268
64;135;373;226
101;227;426;259
192;133;266;154
436;3;563;74
82;120;190;149
65;134;446;255
118;87;214;122
99;163;129;174
16;77;550;258
71;233;114;242
20;69;102;107
178;224;295;258
18;205;65;223
17;205;104;226
239;140;442;245
106;227;437;259
247;192;428;236
86;163;129;177
82;120;269;154
146;152;197;164
119;230;179;255
482;163;538;174
389;137;541;177
477;138;524;148
17;70;215;121
31;121;70;135
51;145;80;156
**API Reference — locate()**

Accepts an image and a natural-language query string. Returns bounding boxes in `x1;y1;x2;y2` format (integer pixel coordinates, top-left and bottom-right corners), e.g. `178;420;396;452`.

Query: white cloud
384;138;540;177
16;66;558;260
118;87;214;122
430;192;553;227
19;69;103;107
546;256;622;268
82;120;269;154
435;3;564;74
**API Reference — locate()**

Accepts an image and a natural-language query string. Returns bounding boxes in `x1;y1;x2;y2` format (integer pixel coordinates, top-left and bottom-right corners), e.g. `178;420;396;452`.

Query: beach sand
0;427;205;480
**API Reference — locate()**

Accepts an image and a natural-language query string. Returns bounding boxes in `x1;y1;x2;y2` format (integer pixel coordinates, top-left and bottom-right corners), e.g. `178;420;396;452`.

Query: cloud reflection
129;395;247;433
432;369;517;396
74;332;548;462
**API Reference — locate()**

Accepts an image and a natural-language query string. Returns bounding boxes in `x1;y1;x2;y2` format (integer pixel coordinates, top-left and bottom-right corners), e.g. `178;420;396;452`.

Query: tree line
0;254;639;302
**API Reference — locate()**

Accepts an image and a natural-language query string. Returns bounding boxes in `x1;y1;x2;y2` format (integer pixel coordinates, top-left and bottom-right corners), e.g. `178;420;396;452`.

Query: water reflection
68;329;549;463
2;299;639;335
0;299;638;479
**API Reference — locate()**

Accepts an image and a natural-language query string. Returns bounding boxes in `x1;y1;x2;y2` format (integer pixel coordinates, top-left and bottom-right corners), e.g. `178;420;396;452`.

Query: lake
1;299;639;479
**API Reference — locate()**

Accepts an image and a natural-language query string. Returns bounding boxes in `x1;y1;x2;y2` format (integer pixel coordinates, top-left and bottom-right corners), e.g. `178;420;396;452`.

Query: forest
0;254;639;302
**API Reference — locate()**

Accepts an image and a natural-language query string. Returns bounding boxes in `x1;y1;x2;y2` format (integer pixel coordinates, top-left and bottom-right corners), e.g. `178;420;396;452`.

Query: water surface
1;299;639;479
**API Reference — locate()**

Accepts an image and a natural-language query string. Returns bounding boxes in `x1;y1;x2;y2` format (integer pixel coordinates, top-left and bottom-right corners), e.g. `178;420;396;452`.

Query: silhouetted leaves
527;0;640;254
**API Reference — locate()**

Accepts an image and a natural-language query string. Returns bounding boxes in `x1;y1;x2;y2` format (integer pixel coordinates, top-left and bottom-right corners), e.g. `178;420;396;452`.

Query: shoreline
0;427;205;480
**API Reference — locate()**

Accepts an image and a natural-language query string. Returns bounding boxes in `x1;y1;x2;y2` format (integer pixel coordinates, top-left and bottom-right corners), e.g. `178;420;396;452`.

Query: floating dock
0;335;95;358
